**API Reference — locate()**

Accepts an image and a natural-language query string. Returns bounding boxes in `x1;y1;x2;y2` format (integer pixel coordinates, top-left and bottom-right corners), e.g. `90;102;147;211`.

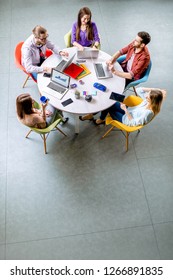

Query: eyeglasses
36;34;49;41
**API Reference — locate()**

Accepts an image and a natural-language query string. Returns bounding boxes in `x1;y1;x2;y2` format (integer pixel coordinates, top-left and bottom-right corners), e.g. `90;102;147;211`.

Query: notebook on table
63;63;84;79
77;48;99;59
43;69;70;100
55;53;75;71
93;62;113;79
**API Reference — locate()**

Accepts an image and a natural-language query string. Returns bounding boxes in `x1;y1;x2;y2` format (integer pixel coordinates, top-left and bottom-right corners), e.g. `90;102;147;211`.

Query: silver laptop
77;48;99;59
55;53;75;71
44;69;70;100
93;62;113;79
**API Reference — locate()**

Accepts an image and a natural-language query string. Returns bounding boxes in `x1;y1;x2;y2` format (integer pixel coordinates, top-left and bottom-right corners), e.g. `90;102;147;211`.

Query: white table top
37;47;125;115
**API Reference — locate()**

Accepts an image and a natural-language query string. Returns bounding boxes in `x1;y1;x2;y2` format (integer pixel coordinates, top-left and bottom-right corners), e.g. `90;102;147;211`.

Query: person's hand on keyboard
59;50;69;57
43;66;52;73
108;64;117;75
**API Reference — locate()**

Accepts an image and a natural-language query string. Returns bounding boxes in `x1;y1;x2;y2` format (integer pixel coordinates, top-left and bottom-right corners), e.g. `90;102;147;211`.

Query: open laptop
93;62;113;79
77;48;99;59
55;53;75;71
44;69;70;100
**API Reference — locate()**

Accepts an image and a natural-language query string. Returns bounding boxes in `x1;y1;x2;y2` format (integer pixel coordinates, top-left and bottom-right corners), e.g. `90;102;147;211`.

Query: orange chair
14;42;53;88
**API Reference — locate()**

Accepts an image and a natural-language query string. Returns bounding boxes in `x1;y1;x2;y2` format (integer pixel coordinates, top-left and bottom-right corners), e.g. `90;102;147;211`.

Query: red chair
14;42;53;88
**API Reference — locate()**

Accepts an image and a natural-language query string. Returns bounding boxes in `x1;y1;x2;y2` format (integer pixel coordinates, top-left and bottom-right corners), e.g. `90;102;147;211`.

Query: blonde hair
149;90;163;115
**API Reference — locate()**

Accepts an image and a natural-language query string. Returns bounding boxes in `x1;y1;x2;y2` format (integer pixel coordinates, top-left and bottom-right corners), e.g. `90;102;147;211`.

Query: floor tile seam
5;223;155;246
5;0;13;261
97;1;112;55
136;158;162;259
136;154;173;160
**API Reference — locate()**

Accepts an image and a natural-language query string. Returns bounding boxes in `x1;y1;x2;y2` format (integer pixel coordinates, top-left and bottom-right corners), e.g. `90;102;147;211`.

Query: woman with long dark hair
16;94;67;128
71;7;100;51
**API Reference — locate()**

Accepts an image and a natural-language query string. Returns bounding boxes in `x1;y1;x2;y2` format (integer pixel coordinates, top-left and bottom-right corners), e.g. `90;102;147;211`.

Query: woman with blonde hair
71;7;100;50
94;87;166;126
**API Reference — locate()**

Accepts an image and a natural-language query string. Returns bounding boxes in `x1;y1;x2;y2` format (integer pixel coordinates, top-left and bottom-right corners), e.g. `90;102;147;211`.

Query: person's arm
22;47;43;73
120;103;133;120
71;22;84;51
110;50;121;64
73;41;84;51
46;40;68;57
121;103;154;126
109;64;133;80
92;22;100;49
142;87;167;95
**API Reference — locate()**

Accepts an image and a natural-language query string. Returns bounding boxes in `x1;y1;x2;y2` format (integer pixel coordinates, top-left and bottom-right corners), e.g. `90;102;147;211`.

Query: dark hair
149;90;163;115
76;7;93;41
138;31;151;45
32;25;47;38
16;93;33;119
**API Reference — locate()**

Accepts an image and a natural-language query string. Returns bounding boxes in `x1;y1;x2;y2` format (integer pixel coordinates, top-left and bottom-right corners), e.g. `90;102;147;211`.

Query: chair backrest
64;30;72;48
64;29;101;49
117;54;126;64
125;60;152;90
14;41;26;71
123;95;143;106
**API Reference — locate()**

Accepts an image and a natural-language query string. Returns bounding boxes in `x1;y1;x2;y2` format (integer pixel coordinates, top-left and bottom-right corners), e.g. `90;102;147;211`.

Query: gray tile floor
0;0;173;260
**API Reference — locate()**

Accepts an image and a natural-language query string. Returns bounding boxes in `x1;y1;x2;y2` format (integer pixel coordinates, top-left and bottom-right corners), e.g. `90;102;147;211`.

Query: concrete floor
0;0;173;260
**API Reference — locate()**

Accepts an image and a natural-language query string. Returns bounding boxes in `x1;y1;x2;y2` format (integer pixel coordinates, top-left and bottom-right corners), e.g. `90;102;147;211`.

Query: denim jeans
100;102;125;122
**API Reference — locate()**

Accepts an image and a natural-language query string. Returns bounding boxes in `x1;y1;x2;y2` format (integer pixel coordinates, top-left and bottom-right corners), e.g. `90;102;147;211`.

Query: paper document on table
76;64;91;79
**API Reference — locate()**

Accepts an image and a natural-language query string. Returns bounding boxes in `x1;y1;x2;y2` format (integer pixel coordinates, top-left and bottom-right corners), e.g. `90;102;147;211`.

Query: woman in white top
94;87;166;126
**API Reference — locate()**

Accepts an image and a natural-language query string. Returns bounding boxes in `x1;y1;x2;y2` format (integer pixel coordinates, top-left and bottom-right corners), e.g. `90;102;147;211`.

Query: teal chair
19;101;67;154
117;55;152;95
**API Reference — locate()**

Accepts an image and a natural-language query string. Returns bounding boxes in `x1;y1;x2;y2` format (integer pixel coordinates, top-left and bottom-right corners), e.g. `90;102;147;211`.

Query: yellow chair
64;29;101;49
101;95;152;152
19;101;67;154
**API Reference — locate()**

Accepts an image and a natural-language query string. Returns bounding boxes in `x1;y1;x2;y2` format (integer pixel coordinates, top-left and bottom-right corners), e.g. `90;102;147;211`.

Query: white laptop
93;62;113;79
44;69;70;100
77;48;99;59
55;53;75;71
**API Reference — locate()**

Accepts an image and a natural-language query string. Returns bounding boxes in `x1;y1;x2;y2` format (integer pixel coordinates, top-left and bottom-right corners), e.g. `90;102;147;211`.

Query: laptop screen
51;69;70;88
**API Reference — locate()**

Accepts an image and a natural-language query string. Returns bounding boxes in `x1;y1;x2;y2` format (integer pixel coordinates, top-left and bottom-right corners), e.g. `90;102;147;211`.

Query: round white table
37;47;125;133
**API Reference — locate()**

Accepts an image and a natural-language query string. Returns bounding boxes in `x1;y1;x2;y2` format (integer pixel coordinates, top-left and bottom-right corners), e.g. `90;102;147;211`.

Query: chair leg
25;129;32;138
43;134;47;154
101;126;114;139
55;126;67;137
133;86;138;96
22;75;30;88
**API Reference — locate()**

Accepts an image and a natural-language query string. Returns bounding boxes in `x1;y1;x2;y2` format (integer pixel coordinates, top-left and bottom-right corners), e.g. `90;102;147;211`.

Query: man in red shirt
79;31;151;122
107;31;151;86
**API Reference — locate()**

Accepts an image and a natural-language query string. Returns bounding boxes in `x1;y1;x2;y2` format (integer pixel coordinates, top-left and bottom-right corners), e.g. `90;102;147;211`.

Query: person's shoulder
91;22;97;27
23;34;34;48
72;21;77;27
143;45;150;56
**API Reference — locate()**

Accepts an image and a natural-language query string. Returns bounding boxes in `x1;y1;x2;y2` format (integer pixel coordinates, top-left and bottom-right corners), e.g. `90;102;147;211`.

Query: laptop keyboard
95;63;105;77
55;59;67;71
47;82;66;94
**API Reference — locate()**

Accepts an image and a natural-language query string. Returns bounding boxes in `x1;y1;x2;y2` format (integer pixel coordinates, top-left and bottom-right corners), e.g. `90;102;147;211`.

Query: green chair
64;29;101;49
19;101;67;154
64;30;73;48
